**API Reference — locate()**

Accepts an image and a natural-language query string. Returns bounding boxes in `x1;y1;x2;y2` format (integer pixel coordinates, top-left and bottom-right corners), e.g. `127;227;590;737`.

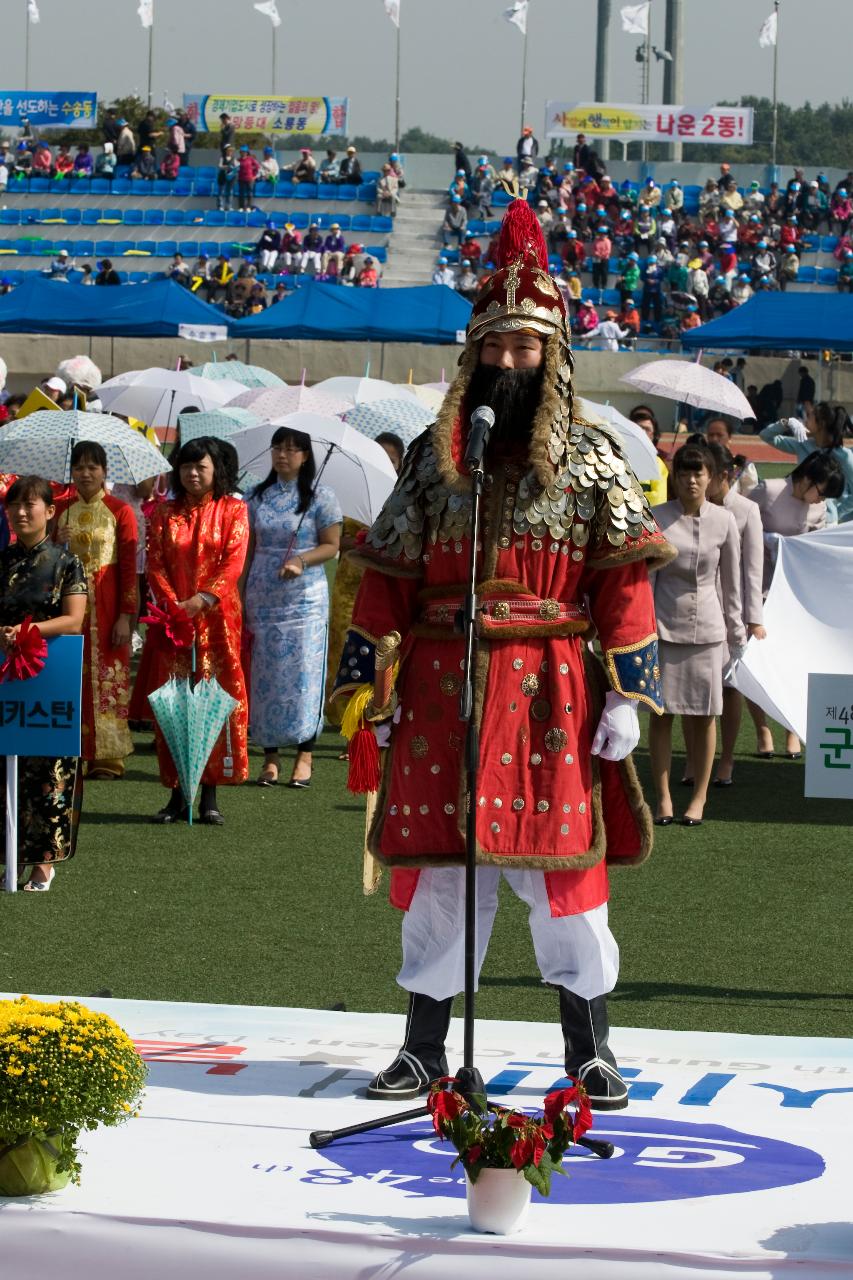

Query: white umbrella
98;370;246;436
575;397;659;483
620;360;754;420
0;410;169;484
312;375;402;407
343;397;434;448
229;412;398;526
395;384;446;412
226;384;351;420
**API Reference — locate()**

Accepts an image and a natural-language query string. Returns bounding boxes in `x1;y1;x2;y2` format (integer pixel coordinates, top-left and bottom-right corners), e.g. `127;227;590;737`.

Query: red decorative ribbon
139;600;195;650
0;616;48;683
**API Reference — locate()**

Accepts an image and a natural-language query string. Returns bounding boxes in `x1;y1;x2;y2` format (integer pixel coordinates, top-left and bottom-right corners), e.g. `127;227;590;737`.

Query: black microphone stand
309;425;612;1160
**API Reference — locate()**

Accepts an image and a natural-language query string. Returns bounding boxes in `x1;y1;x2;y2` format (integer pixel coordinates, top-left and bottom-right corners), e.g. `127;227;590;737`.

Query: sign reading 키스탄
183;95;349;136
545;102;753;145
0;92;98;129
805;672;853;798
1;635;83;757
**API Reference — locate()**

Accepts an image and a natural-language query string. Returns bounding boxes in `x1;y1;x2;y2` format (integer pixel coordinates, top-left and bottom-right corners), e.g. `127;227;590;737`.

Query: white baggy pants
398;865;619;1003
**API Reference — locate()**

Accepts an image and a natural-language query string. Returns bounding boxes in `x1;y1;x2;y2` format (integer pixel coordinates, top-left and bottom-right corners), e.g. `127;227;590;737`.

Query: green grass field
2;458;851;1043
2;717;851;1042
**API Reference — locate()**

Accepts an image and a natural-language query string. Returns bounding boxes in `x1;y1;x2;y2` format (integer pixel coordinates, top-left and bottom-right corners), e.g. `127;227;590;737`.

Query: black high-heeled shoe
152;789;189;824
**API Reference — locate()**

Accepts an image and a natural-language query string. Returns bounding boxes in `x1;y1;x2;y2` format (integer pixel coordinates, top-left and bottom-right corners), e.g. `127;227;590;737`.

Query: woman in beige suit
745;451;845;759
650;443;745;827
707;443;766;785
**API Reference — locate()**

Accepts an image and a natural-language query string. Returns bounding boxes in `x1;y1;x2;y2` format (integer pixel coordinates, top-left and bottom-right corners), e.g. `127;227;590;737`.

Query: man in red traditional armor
331;198;674;1111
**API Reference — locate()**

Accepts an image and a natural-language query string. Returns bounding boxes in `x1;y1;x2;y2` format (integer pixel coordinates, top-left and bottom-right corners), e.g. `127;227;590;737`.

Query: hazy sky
14;0;843;148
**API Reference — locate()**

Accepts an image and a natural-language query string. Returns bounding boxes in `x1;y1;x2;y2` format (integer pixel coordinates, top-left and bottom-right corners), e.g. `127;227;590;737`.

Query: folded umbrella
229;411;398;526
620;359;754;420
0;410;169;484
147;675;238;826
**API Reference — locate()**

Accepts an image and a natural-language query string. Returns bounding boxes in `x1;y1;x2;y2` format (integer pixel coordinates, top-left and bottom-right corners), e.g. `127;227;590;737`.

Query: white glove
372;722;391;749
722;644;746;684
590;691;640;762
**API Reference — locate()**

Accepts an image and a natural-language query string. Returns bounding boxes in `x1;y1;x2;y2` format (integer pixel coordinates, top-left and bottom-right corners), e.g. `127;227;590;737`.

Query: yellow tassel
340;684;373;742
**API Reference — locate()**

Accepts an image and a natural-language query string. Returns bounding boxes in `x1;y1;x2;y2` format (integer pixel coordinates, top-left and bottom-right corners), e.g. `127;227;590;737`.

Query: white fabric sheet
733;525;853;740
1;995;850;1279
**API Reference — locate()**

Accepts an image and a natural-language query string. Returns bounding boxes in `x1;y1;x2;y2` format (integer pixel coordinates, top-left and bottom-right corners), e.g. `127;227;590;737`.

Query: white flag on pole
504;0;528;35
620;2;649;35
27;0;40;23
758;11;777;47
254;0;281;27
137;0;153;29
384;0;400;27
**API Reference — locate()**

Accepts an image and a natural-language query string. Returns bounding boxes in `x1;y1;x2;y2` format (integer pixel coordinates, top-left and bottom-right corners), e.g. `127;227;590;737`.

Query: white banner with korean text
545;102;753;145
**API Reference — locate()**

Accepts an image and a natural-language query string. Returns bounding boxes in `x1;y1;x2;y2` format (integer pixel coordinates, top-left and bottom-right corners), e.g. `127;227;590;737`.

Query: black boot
366;992;453;1100
152;787;189;824
199;784;224;825
558;988;628;1111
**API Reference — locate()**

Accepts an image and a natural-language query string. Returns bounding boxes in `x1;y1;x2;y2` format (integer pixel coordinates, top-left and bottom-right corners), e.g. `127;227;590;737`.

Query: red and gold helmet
468;197;568;341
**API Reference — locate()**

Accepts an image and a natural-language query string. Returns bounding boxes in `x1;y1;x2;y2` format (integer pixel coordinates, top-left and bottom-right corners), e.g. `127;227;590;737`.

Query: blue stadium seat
129;271;150;283
351;215;372;232
97;240;116;256
372;215;393;232
226;211;248;227
172;178;193;197
102;209;123;223
81;209;101;226
129;179;157;196
335;214;352;231
0;240;18;253
200;241;220;257
27;178;50;194
143;209;165;226
159;240;178;257
602;288;621;306
822;235;839;253
247;210;267;228
192;179;215;198
205;210;226;227
276;182;295;200
797;265;817;283
178;240;200;257
75;240;94;257
154;180;175;199
135;240;157;255
114;240;135;255
123;209;144;226
90;178;111;195
40;208;62;223
444;249;459;263
68;179;91;196
819;267;839;285
292;183;319;199
362;171;380;182
0;210;20;225
111;178;131;196
116;271;129;282
365;245;387;263
800;235;819;253
165;209;187;226
335;184;357;202
49;180;71;196
468;220;485;235
288;212;309;229
194;166;217;181
255;182;274;199
62;209;82;226
317;184;338;202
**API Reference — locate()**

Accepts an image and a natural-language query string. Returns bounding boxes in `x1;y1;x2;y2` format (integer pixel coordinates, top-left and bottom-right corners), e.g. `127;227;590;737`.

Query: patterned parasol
177;407;261;443
188;361;284;389
226;384;351;420
0;410;169;484
343;397;434;448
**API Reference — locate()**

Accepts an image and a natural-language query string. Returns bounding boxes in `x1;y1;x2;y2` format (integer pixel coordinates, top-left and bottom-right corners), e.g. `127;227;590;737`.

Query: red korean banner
545;102;753;145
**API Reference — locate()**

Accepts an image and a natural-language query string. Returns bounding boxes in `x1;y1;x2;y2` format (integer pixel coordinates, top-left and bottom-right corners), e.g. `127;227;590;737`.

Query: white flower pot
466;1167;532;1234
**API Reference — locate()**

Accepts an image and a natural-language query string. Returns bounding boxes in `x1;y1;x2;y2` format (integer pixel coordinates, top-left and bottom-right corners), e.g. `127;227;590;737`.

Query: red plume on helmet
495;197;549;271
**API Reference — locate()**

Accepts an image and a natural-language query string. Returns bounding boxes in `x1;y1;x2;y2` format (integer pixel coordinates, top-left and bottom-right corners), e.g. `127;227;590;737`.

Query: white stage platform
2;995;852;1278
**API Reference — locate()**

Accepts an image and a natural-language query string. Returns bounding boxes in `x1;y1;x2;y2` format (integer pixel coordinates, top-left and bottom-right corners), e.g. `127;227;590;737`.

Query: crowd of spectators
433;136;853;338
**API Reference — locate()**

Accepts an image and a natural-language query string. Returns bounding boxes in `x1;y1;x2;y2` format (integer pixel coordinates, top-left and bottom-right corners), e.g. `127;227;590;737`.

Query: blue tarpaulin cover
0;276;228;337
681;293;853;353
232;283;473;344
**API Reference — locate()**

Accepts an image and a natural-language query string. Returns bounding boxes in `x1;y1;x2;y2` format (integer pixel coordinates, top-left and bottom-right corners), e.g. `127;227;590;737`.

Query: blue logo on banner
309;1114;824;1204
1;636;83;756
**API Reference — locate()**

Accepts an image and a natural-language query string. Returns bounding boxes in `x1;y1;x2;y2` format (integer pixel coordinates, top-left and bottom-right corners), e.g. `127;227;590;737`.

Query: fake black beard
465;364;544;450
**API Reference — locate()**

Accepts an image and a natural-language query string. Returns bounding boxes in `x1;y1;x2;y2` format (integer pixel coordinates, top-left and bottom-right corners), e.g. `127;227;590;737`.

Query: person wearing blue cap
591;223;612;289
431;255;456;287
442;190;468;247
260;145;280;183
778;242;800;290
641;254;664;327
388;152;406;188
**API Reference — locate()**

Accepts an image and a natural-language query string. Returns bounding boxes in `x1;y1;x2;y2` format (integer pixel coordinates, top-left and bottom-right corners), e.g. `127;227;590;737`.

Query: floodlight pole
771;0;780;167
24;1;30;93
394;18;401;153
147;21;154;109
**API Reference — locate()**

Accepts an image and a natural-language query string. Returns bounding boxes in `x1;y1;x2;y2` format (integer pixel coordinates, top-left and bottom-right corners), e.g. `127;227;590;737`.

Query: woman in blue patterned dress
243;428;342;788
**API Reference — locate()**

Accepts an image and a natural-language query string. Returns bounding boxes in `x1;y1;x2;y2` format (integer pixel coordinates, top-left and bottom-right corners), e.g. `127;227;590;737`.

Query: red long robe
140;493;250;786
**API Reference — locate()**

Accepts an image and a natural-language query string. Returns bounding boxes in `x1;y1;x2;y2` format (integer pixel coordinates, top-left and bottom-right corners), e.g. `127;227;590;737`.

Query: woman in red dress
139;437;249;825
54;442;138;779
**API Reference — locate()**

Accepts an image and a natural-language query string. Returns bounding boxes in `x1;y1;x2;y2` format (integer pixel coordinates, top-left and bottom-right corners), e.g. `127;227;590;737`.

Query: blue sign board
0;635;83;756
0;92;98;129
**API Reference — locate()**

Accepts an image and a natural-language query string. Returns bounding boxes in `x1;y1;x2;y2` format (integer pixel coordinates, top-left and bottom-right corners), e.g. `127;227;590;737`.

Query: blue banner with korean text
0;92;98;129
1;636;83;757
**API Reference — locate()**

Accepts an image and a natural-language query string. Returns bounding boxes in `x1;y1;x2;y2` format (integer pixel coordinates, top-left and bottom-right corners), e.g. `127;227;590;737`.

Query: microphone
464;405;495;471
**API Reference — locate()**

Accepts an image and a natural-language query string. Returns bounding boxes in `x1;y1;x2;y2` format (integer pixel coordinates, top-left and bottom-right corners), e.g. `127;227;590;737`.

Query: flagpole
520;20;529;134
394;17;401;154
642;1;652;162
272;22;277;93
25;1;30;93
147;19;153;108
771;0;779;167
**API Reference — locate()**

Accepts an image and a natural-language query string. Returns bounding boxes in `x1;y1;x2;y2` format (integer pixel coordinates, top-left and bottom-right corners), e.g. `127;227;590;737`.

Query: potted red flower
426;1079;593;1234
